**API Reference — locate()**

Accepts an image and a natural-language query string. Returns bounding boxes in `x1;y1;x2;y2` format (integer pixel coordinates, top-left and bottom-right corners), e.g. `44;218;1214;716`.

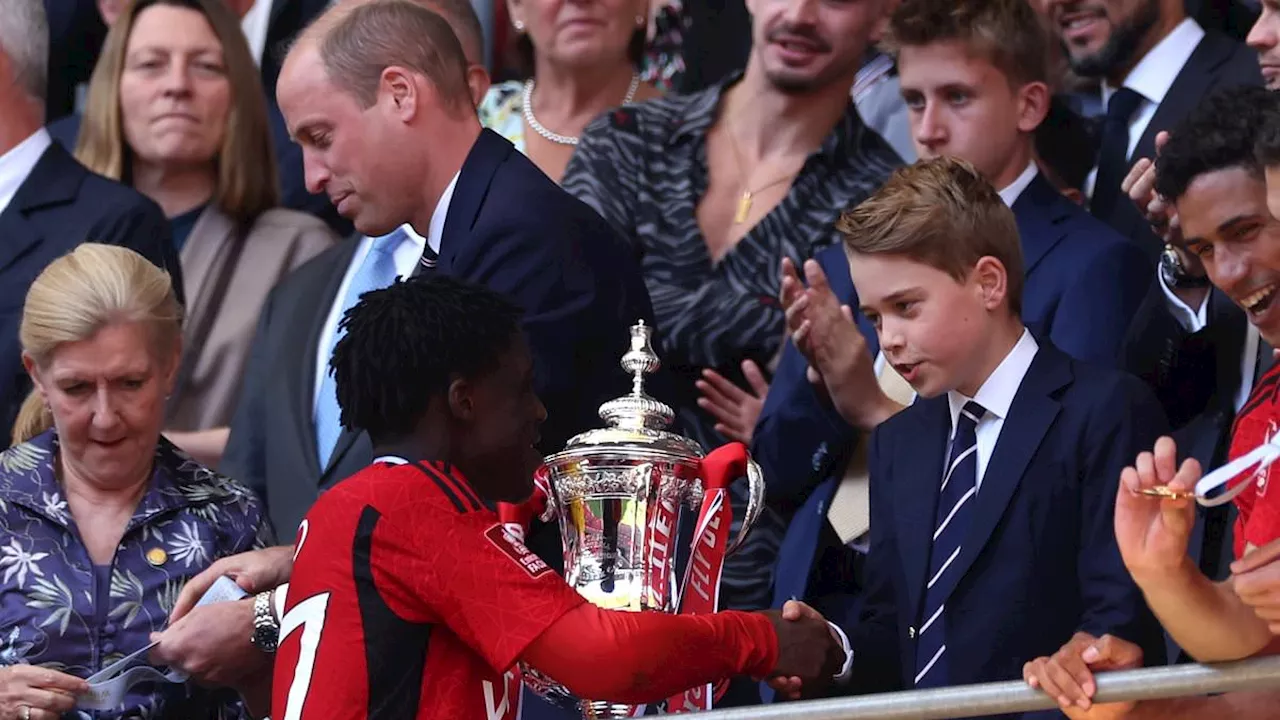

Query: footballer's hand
762;601;844;700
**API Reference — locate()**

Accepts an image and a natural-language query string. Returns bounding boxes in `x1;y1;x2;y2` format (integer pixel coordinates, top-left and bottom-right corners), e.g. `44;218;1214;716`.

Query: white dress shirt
1086;18;1205;197
945;329;1039;489
311;173;459;409
0;128;51;216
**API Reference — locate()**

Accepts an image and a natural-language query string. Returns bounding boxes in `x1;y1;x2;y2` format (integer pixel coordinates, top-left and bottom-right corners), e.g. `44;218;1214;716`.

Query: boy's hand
1024;633;1143;719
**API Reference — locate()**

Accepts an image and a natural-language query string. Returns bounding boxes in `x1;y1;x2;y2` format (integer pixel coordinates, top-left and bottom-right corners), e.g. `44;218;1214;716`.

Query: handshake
759;600;849;700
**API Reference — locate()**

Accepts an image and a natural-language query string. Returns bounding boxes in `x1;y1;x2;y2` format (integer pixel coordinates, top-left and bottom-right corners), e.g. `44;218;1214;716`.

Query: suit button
908;626;916;639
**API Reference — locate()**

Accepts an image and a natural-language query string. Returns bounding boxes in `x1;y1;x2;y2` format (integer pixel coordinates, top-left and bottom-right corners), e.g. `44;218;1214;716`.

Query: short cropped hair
0;0;49;103
319;0;472;113
419;0;485;66
330;275;525;444
1154;86;1278;203
886;0;1048;86
837;157;1025;316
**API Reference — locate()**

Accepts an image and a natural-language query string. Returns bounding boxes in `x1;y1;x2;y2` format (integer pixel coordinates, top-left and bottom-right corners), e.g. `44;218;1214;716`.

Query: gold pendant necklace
724;126;801;225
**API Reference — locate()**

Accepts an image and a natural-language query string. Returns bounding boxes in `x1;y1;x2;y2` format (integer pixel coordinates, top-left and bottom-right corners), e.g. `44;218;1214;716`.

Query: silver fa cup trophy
515;320;766;719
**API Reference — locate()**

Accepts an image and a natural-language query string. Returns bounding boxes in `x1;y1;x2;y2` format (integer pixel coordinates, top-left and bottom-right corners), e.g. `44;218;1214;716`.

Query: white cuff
1157;267;1208;332
828;621;854;684
272;582;289;622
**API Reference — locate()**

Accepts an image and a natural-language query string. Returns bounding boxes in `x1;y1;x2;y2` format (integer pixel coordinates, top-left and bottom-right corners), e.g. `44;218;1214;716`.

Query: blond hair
837;157;1025;315
12;244;183;445
75;0;279;228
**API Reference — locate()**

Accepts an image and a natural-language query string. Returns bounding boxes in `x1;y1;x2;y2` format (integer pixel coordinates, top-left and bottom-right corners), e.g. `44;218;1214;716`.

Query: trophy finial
597;320;673;430
620;320;660;397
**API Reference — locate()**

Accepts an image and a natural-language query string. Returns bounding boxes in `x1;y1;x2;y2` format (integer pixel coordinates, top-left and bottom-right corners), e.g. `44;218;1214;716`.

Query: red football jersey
1231;364;1280;558
272;460;585;720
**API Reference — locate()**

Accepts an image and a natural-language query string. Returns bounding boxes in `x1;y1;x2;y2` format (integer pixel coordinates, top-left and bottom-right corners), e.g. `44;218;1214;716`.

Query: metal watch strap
250;591;280;653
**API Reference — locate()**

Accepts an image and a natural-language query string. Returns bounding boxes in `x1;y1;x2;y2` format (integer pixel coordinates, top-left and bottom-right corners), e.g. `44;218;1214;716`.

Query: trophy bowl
519;321;765;719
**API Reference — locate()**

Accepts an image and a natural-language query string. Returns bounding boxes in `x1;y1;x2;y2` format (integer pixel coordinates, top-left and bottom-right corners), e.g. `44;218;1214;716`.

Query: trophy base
522;665;645;719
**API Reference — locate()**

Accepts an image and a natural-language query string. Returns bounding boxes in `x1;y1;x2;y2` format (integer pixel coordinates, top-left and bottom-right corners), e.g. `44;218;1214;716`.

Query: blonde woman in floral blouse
0;244;271;720
481;0;671;182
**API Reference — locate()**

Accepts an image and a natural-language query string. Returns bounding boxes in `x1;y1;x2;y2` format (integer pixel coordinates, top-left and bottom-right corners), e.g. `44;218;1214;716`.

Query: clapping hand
779;258;893;430
1024;633;1143;719
696;360;769;444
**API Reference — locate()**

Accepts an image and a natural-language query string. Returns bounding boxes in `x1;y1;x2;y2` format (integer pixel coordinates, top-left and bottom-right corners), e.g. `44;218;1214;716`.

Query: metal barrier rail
693;656;1280;719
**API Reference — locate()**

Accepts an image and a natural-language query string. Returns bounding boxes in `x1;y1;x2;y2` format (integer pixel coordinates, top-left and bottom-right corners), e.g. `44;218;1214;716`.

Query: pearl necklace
522;73;641;146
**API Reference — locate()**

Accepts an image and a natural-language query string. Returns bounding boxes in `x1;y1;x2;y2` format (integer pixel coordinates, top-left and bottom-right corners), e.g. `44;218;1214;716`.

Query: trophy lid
546;320;703;463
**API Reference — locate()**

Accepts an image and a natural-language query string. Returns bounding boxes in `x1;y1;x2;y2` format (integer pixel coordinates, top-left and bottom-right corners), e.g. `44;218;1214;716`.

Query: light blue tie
313;229;405;467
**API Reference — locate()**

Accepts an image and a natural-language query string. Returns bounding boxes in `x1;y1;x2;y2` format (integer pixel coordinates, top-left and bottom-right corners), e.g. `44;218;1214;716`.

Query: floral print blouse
0;431;272;719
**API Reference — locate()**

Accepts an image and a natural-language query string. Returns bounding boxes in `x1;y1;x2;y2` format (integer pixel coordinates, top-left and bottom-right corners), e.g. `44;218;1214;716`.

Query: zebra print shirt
563;73;902;609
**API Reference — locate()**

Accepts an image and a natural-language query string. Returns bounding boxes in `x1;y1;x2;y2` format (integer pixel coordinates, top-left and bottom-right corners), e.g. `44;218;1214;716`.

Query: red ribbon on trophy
665;442;748;714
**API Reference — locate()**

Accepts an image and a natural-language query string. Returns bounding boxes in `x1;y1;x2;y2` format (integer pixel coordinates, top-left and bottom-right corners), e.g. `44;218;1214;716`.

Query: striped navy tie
419;245;439;271
914;400;986;688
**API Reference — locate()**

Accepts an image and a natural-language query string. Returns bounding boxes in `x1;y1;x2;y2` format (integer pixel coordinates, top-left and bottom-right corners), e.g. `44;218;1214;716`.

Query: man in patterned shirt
561;0;902;615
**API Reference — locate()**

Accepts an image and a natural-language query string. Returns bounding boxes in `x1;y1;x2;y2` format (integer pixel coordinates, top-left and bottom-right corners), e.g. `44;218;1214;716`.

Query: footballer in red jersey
271;273;845;720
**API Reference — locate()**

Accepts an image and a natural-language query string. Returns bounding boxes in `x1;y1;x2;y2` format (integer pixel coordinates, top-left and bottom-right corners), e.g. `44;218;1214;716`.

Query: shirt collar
425;171;459;255
998;162;1039;208
1102;18;1204;106
0;128;51;212
947;328;1038;431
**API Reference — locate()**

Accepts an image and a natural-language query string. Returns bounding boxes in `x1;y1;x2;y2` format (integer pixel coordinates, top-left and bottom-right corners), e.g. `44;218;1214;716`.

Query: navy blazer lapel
0;145;81;275
294;237;361;481
1135;33;1235;162
930;342;1071;608
1011;174;1071;275
895;395;951;618
438;129;514;273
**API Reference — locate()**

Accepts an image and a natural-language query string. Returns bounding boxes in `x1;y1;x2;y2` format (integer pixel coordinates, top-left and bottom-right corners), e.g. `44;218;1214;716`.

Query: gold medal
145;547;167;566
1136;485;1196;501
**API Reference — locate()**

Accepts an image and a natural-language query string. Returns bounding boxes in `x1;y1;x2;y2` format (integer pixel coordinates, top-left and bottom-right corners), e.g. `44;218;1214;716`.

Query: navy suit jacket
844;340;1167;711
758;173;1150;524
222;129;655;538
0;142;180;437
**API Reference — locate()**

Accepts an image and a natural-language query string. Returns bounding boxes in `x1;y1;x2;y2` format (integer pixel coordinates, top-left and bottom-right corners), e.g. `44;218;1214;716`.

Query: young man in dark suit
770;158;1167;712
0;0;179;437
757;0;1151;641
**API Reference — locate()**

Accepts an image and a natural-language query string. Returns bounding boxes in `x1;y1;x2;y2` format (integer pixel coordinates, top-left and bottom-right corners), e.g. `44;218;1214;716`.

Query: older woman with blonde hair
73;0;339;465
0;244;271;720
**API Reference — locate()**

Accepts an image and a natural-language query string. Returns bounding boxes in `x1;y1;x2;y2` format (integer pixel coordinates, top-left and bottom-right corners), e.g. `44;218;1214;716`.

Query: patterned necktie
914;400;987;688
1090;87;1143;221
313;229;406;467
419;244;439;272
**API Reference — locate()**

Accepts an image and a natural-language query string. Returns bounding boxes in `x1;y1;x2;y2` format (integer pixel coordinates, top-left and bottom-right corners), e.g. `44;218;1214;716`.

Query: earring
513;19;525;32
635;14;646;26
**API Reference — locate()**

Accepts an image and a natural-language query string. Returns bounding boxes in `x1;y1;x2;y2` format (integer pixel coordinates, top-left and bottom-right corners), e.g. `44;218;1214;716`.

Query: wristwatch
250;590;280;654
1160;244;1211;290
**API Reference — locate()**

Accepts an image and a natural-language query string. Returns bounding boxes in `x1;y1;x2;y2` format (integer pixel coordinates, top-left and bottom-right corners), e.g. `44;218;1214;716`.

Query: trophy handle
727;458;765;555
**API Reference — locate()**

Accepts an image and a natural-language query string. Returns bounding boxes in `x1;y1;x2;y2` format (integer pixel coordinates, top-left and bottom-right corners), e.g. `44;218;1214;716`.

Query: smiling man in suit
1042;0;1260;258
0;0;179;439
769;158;1167;711
757;0;1151;651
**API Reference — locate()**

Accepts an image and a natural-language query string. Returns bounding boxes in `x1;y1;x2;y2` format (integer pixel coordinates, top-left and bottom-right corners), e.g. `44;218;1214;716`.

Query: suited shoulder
76;166;164;220
1200;30;1265;84
249;207;337;235
1056;200;1141;255
1057;350;1164;420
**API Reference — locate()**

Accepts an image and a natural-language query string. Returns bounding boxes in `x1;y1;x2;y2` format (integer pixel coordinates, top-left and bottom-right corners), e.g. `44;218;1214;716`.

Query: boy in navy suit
774;158;1167;714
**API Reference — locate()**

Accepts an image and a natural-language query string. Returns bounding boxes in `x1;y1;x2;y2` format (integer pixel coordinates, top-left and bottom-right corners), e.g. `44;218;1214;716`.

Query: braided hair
330;274;524;445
